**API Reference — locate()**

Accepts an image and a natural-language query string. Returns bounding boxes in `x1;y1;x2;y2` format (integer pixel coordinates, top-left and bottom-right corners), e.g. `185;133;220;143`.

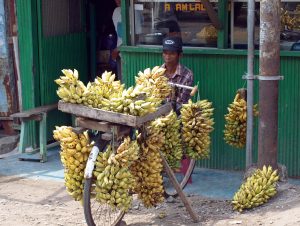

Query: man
161;36;194;182
111;0;143;81
111;0;122;80
161;36;194;114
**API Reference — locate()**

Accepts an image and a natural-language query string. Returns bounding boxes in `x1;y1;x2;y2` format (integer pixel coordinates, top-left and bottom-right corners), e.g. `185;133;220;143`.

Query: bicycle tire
163;158;196;197
83;177;125;226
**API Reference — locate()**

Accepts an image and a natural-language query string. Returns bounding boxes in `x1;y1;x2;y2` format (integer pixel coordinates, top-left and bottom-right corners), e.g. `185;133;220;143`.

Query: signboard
165;3;207;11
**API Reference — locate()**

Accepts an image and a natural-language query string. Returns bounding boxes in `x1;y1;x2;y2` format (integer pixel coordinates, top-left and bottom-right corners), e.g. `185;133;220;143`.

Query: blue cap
162;36;182;52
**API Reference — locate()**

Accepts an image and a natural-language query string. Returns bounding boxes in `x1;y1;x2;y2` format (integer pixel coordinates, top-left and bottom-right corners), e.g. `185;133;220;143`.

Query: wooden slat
72;127;86;134
0;117;13;120
58;101;136;126
19;153;41;161
21;114;43;122
58;101;172;127
75;118;132;140
136;102;172;126
11;103;57;118
76;117;130;134
160;152;199;223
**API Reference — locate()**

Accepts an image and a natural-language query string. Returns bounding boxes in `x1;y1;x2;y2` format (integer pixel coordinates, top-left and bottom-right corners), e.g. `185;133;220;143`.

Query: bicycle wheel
163;158;196;197
83;177;125;226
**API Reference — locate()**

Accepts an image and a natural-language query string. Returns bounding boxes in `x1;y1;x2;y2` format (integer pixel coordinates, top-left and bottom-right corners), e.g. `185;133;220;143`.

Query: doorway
89;0;118;80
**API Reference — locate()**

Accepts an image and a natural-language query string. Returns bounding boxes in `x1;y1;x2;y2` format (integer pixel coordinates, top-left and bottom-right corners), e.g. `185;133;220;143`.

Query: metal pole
246;0;255;168
258;0;280;169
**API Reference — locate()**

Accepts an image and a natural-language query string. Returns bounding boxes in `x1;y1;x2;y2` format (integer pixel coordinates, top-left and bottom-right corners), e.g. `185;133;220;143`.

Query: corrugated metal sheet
16;0;38;146
122;48;300;177
16;0;88;142
37;0;88;139
39;35;88;139
278;56;300;177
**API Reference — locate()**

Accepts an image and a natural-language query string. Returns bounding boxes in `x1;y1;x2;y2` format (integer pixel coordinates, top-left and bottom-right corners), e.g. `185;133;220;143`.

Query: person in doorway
111;0;143;80
161;36;194;183
161;36;194;114
111;0;122;80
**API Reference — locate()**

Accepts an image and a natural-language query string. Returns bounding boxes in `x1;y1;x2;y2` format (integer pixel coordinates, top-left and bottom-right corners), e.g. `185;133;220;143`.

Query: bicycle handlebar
168;82;198;97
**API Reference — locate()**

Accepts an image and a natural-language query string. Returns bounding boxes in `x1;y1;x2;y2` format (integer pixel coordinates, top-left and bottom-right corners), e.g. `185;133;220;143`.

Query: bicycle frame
84;146;100;179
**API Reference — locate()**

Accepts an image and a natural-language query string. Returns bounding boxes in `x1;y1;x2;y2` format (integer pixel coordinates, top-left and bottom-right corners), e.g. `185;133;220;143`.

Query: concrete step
0;134;19;155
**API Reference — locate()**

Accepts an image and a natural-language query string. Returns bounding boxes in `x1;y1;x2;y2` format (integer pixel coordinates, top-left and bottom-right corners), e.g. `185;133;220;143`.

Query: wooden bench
10;103;58;162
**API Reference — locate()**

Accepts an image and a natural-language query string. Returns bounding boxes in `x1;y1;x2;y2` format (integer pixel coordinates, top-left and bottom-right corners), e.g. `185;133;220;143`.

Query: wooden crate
58;100;172;127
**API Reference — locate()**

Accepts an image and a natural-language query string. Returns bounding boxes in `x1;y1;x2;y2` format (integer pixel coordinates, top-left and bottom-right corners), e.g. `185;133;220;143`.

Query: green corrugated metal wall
38;35;88;139
16;0;39;147
121;47;300;177
278;55;300;177
16;0;88;143
36;0;88;140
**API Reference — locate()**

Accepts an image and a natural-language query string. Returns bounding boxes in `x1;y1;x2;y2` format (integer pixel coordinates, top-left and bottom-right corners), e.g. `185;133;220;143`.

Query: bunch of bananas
130;126;165;208
114;136;140;167
232;165;279;212
281;8;297;30
93;137;139;211
151;111;182;168
135;66;172;100
181;99;214;160
109;85;160;116
108;65;171;116
82;71;124;110
55;69;87;104
224;90;258;149
53;126;92;201
55;66;170;116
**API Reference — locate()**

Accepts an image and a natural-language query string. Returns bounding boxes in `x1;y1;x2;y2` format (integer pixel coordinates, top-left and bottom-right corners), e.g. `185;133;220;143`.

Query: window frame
123;0;300;50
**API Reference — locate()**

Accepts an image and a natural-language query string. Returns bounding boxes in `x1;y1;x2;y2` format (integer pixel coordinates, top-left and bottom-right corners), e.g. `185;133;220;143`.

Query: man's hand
111;49;119;61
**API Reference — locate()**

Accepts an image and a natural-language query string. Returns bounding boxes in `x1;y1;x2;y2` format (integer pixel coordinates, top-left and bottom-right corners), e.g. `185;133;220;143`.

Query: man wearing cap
161;36;194;113
161;36;194;181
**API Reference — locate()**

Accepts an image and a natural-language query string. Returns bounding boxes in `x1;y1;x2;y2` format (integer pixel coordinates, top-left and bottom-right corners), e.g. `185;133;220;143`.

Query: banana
53;126;92;202
129;125;165;208
224;89;259;149
150;111;182;168
93;137;139;212
181;99;214;160
55;66;171;116
232;165;279;212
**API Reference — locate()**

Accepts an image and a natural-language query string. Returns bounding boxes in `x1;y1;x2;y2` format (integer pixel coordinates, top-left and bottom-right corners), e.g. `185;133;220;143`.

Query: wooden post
160;151;199;223
258;0;280;169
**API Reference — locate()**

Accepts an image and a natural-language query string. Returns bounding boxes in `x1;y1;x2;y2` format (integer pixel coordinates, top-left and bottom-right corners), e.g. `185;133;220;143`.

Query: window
230;1;260;49
130;0;300;50
281;2;300;50
131;0;218;47
231;0;300;51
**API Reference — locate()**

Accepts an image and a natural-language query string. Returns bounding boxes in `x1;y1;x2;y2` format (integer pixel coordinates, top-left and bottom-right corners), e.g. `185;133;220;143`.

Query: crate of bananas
56;67;173;127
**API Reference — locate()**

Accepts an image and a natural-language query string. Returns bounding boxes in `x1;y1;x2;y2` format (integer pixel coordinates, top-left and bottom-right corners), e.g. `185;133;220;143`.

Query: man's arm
177;71;194;104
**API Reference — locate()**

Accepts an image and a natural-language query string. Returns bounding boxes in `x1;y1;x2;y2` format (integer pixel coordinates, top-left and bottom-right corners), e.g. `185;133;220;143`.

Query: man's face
163;50;181;64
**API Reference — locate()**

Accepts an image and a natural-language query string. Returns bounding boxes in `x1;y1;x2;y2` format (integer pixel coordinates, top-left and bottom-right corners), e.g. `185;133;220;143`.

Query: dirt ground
0;175;300;226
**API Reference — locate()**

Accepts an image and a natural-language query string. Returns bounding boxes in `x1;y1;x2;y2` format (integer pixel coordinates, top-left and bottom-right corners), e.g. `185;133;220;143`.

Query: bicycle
81;83;199;226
